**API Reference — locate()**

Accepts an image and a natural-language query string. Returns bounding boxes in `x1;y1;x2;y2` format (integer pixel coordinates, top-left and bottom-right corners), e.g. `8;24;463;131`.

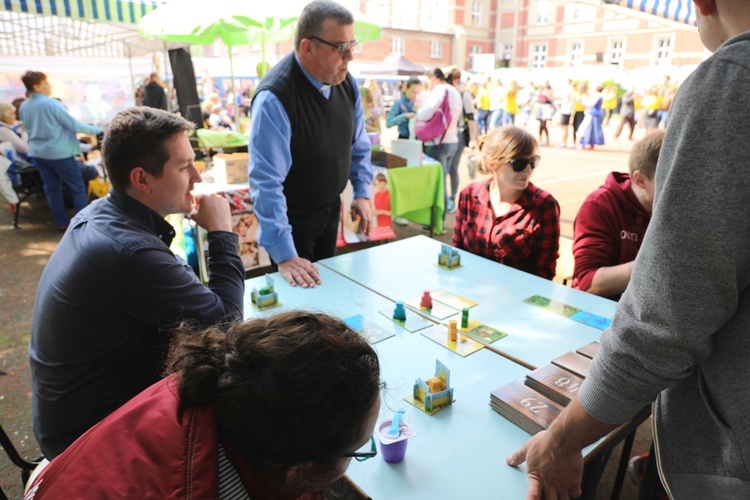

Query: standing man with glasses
249;0;373;288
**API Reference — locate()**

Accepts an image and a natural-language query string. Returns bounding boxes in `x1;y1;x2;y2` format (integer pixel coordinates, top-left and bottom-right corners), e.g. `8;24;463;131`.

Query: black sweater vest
253;53;356;208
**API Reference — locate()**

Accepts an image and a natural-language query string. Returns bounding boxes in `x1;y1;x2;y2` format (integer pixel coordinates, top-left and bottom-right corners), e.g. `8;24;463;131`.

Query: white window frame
531;43;547;68
568;40;583;67
472;1;482;27
430;40;443;59
469;45;482;57
536;0;550;25
654;36;673;66
390;36;405;55
610;39;625;66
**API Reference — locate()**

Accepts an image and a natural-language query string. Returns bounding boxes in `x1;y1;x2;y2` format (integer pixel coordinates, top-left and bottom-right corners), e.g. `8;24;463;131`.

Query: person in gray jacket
507;1;750;498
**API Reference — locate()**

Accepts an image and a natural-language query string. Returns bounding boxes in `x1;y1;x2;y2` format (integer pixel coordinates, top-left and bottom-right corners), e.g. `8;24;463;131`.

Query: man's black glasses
309;35;359;54
507;155;540;172
343;436;377;462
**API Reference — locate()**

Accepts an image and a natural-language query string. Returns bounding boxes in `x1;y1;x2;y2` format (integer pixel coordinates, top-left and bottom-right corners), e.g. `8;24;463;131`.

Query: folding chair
0;423;43;499
554;236;575;286
8;159;45;230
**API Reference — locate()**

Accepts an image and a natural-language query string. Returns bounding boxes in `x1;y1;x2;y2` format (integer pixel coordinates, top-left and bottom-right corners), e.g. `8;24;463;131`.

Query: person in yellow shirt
601;84;619;126
572;82;587;144
502;80;519;126
474;80;491;135
641;86;663;130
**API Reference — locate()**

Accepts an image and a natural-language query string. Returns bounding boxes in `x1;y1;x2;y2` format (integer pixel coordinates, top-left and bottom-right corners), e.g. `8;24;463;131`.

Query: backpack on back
415;89;452;144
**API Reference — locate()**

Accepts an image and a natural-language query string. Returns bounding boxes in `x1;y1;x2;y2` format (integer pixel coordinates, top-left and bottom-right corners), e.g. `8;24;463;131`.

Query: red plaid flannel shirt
453;179;560;279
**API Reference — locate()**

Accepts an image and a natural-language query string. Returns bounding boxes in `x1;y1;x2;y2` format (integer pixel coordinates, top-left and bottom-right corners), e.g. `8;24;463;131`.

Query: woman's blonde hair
477;126;538;175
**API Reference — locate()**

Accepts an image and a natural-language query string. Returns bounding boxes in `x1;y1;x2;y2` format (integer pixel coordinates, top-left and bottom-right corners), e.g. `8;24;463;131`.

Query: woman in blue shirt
19;71;102;230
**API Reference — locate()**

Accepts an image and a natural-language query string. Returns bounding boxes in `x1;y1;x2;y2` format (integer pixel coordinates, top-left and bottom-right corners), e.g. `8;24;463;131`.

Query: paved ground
0;120;654;498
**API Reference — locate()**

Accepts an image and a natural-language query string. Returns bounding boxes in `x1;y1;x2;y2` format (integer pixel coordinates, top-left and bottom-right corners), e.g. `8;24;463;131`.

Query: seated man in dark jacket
29;107;245;459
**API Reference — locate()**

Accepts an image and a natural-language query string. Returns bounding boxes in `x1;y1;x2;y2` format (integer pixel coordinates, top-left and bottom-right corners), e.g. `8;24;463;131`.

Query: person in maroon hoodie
572;130;665;300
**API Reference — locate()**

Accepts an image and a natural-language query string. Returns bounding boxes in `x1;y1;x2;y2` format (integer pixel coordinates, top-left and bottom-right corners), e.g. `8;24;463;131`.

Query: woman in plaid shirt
453;126;560;279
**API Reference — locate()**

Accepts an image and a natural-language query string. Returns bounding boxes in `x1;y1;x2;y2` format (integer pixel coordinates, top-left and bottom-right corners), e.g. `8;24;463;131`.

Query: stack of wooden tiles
489;342;600;435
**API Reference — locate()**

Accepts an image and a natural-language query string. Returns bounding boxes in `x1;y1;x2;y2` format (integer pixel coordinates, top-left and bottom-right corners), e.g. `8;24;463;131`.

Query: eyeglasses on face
343;436;377;462
309;35;359;54
507;155;541;172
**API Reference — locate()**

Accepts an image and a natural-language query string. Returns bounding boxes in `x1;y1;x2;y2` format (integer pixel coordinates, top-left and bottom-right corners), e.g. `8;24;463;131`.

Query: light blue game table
243;266;642;500
320;235;618;370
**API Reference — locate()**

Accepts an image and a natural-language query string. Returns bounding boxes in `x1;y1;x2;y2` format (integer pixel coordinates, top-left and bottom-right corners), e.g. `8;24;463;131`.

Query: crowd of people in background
360;72;677;152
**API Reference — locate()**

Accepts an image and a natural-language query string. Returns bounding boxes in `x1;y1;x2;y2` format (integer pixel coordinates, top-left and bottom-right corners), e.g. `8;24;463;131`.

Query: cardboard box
212;153;249;185
371;150;407;169
390;139;423;167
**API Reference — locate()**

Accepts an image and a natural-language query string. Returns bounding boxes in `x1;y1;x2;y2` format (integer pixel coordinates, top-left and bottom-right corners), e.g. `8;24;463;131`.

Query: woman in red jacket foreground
25;311;382;499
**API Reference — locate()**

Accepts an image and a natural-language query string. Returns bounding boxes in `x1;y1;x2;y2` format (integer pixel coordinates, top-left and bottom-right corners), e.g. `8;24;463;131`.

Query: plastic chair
8;159;45;230
0;423;43;499
554;236;575;286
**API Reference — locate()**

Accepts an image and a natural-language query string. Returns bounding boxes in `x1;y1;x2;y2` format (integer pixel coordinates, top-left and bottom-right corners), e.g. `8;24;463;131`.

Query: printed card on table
420;325;484;357
569;311;612;331
459;319;508;344
430;289;478;310
378;308;433;333
344;314;395;344
523;295;581;317
404;296;460;320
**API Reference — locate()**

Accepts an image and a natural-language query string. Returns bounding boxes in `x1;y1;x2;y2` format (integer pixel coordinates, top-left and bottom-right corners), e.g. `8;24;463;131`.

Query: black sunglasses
309;36;359;54
507;155;540;172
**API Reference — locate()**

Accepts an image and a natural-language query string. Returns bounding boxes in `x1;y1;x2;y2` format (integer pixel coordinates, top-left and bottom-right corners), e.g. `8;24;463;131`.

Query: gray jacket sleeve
577;42;750;424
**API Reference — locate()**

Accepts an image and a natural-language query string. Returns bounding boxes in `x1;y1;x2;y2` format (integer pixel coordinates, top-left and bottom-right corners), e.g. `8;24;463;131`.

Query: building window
654;37;672;66
426;0;441;27
430;40;443;58
610;39;624;65
503;43;513;61
390;36;404;55
568;41;583;67
536;0;550;25
472;1;482;27
531;43;547;68
469;45;482;57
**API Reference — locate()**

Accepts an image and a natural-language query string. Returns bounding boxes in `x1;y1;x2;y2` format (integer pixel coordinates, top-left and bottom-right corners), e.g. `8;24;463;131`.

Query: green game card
523;295;581;317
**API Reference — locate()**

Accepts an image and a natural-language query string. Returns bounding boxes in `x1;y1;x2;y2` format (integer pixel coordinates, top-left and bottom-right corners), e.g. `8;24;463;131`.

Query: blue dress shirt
19;93;102;160
249;54;373;263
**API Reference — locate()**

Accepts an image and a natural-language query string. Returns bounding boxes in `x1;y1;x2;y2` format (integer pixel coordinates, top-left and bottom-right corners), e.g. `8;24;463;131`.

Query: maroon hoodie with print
572;172;650;301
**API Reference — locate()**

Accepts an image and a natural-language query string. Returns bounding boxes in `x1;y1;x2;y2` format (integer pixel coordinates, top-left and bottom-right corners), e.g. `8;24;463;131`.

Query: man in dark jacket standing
141;72;168;110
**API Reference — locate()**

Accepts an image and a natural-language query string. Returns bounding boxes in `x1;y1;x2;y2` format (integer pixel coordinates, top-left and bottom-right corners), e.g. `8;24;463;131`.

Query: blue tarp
623;0;696;25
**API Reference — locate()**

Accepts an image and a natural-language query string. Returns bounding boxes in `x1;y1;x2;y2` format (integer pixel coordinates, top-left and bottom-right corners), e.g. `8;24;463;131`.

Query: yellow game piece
449;319;458;342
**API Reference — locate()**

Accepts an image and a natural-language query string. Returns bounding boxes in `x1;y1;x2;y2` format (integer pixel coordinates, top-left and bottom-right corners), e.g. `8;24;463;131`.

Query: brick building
199;0;707;78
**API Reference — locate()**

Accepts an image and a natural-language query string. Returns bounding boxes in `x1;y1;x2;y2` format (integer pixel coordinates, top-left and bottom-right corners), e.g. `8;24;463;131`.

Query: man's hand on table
351;197;371;236
506;397;617;500
191;193;232;232
506;429;584;500
278;257;322;288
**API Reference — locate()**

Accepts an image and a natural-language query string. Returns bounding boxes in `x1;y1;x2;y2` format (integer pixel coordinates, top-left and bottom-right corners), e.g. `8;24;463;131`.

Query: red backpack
415;89;452;144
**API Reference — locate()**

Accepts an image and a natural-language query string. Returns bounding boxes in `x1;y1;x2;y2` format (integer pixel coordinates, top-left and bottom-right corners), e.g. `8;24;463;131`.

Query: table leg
611;429;636;500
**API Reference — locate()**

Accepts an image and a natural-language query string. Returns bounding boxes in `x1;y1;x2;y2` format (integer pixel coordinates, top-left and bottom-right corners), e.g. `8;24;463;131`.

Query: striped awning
2;0;159;25
606;0;696;26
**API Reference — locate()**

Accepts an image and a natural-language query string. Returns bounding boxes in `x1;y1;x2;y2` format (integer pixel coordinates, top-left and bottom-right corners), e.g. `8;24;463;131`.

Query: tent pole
127;45;137;104
163;41;172;111
229;47;239;129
